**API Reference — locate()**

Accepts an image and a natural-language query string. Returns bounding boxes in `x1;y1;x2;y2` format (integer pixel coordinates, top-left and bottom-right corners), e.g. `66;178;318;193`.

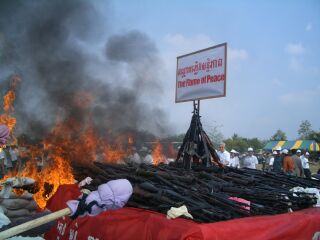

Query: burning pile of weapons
73;162;319;223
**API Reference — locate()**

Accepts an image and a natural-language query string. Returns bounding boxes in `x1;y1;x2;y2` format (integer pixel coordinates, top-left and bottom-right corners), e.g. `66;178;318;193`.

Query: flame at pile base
5;157;75;209
0;75;169;208
152;140;166;165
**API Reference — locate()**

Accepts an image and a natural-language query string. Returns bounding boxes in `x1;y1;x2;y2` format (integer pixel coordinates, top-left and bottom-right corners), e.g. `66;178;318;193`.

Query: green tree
298;120;313;139
307;130;320;143
247;137;264;150
270;129;287;141
225;137;248;152
224;134;264;153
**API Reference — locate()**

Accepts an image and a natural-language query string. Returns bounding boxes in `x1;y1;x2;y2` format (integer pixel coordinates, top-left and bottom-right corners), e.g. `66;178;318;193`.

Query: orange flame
5;155;74;209
128;135;134;145
2;89;136;208
44;118;133;165
0;75;20;131
102;144;126;163
3;91;16;112
152;140;166;165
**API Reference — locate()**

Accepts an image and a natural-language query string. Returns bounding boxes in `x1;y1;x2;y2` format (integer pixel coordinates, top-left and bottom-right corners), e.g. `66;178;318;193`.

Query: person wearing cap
267;151;277;171
282;149;295;175
272;146;283;173
243;147;258;169
229;149;240;168
217;143;230;166
291;149;303;177
259;152;268;171
301;152;311;178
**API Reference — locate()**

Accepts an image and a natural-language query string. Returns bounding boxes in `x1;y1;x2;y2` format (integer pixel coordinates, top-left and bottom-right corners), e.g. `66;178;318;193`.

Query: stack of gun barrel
72;162;319;223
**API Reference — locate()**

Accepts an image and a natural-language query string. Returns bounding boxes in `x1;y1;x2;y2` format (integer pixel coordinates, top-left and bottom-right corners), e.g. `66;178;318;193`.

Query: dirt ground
310;161;320;174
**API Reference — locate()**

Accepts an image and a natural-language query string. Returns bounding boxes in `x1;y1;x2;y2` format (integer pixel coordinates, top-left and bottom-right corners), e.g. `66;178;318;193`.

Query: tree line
166;120;320;153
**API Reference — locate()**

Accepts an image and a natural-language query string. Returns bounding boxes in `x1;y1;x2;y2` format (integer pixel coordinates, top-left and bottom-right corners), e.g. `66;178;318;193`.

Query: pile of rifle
72;162;319;223
176;107;222;169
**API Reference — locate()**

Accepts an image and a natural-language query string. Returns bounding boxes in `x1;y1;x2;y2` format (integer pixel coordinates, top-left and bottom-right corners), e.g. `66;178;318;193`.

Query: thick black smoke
0;0;171;140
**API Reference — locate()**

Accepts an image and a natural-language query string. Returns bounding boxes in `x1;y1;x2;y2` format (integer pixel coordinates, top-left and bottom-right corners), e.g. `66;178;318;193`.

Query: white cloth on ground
78;177;93;187
166;205;193;219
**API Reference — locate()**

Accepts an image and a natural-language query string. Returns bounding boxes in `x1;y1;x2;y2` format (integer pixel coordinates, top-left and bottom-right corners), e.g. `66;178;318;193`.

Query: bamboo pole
0;208;72;240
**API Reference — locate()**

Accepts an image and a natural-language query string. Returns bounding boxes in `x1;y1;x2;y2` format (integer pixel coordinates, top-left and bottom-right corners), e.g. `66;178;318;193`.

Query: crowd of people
216;142;314;178
127;146;155;165
126;146;174;165
264;147;311;178
0;141;317;180
217;142;258;169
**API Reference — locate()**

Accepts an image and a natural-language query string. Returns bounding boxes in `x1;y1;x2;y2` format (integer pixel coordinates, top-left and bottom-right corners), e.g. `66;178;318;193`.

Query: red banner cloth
45;184;320;240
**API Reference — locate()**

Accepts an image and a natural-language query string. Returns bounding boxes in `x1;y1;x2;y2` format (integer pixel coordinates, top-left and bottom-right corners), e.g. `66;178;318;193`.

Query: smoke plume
0;0;171;140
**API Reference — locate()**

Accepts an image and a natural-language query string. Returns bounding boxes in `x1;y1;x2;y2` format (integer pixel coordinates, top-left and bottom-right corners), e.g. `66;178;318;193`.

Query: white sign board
175;43;227;103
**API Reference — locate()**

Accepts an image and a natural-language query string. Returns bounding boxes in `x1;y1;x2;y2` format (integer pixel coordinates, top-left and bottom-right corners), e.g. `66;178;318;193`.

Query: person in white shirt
143;151;153;165
140;147;153;165
243;147;258;169
229;149;240;168
217;143;230;166
128;147;141;164
301;152;311;178
268;151;277;170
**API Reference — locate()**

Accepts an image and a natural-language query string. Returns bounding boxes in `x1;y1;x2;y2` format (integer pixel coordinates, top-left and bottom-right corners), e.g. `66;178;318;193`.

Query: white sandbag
0;177;35;199
0;199;31;210
5;209;30;218
0;206;10;228
0;177;35;188
24;201;38;211
6;192;34;200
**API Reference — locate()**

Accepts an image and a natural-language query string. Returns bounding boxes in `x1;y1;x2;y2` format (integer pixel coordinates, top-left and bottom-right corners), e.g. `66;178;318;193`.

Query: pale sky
97;0;320;140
